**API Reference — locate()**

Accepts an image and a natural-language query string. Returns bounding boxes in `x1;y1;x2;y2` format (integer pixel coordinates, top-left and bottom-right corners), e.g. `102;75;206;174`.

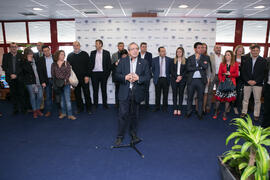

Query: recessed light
104;5;113;9
33;7;43;11
178;5;188;8
254;5;265;9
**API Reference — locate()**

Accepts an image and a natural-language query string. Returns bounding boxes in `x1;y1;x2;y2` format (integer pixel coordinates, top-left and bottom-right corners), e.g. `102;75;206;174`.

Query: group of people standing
1;40;270;145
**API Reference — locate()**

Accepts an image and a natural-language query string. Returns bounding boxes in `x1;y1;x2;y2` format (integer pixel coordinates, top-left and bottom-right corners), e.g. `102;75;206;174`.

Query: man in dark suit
2;42;25;114
152;47;172;112
241;44;266;121
138;42;152;109
262;57;270;127
114;42;150;146
67;41;92;114
34;42;44;60
186;42;208;120
89;39;111;109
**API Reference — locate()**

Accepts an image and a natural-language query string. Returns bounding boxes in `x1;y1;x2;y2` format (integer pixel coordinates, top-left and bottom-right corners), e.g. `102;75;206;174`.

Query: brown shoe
36;109;43;116
254;116;259;121
68;115;76;120
45;112;51;117
58;114;67;119
240;113;246;118
33;110;38;119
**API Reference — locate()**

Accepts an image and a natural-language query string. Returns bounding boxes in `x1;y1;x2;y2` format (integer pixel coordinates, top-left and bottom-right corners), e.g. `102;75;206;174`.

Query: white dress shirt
45;55;53;78
215;54;222;75
93;49;103;72
159;56;166;77
140;52;145;59
177;61;181;75
130;58;137;88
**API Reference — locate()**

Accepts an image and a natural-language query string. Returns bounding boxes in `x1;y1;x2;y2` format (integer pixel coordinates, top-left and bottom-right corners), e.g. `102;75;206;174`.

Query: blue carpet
0;101;246;180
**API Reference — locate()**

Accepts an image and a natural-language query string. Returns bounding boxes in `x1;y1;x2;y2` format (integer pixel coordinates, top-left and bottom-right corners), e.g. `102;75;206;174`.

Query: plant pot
218;156;238;180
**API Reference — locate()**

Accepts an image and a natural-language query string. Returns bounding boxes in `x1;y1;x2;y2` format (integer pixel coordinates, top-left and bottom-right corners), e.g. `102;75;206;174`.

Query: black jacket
241;55;266;86
20;59;47;85
37;56;55;84
1;52;23;83
89;49;112;78
264;58;270;84
171;59;187;84
138;51;153;69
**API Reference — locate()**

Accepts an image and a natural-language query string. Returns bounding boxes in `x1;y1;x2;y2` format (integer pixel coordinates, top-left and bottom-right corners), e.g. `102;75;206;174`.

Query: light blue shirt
45;55;53;78
193;56;202;78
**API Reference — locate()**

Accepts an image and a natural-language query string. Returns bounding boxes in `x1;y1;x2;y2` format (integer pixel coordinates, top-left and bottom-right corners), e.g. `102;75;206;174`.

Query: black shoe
76;109;83;114
185;113;192;118
145;104;149;110
87;110;92;114
13;109;19;115
103;104;109;109
153;107;160;112
115;137;123;146
92;105;97;111
131;133;142;144
162;106;168;112
197;113;203;120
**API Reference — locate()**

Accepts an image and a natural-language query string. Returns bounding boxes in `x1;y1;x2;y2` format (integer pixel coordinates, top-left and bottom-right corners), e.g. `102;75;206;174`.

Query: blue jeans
61;85;73;116
26;85;43;111
45;79;53;112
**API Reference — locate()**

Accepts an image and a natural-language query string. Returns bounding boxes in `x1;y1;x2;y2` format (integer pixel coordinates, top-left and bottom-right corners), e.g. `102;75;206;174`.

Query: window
0;24;4;44
216;20;236;43
29;21;51;43
5;22;27;43
242;21;268;43
221;46;233;55
57;21;75;42
59;46;73;58
243;46;265;57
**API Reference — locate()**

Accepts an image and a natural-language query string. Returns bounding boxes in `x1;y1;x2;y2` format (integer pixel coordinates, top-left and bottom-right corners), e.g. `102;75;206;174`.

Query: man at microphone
114;42;151;146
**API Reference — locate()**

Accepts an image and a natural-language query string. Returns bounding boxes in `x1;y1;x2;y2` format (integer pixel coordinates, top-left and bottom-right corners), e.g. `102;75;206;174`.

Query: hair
10;42;17;47
158;46;165;52
96;39;103;47
250;44;260;50
194;42;203;49
234;45;245;56
53;50;65;62
127;42;139;51
140;42;147;47
73;41;81;46
249;43;257;49
42;45;50;51
174;47;186;65
117;42;124;46
222;50;235;66
120;49;128;57
23;47;34;60
202;43;208;56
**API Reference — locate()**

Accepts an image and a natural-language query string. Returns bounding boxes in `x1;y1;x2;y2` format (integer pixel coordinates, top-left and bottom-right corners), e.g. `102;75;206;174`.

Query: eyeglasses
129;48;139;51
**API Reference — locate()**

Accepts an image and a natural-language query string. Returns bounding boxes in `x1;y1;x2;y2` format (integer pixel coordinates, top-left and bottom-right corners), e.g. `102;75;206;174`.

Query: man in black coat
262;57;270;127
240;44;266;120
67;41;92;114
89;39;111;109
2;43;25;114
114;42;150;146
185;42;208;120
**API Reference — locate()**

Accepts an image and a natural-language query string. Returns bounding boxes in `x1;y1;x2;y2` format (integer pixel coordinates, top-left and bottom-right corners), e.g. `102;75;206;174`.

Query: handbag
69;68;78;87
218;78;235;92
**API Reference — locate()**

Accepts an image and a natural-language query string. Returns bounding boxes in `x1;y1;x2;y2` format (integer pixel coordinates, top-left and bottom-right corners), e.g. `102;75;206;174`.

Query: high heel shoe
213;111;218;119
173;110;178;116
222;113;227;121
177;110;181;116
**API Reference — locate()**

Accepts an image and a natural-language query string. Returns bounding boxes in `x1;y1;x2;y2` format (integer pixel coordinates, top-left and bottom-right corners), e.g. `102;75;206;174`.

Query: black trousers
117;89;139;138
114;82;120;105
9;79;25;111
172;80;186;111
91;72;108;106
262;84;270;128
187;78;205;116
155;77;169;109
144;80;150;106
74;78;92;111
234;77;244;109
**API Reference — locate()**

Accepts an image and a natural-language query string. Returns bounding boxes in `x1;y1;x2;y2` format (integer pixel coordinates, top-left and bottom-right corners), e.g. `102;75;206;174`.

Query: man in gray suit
111;42;125;107
206;45;223;112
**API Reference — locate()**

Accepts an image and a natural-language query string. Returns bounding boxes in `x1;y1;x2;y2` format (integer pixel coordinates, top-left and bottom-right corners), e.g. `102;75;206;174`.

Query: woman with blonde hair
171;47;187;116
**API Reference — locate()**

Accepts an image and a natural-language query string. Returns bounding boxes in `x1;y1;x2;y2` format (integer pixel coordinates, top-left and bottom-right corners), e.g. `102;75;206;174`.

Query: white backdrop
75;17;217;105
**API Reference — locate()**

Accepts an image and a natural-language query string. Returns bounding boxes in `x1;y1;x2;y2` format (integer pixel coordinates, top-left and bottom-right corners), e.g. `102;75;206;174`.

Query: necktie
160;58;164;77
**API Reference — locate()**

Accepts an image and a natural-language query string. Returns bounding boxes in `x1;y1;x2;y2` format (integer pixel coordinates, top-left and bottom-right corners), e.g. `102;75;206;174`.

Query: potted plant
218;115;270;180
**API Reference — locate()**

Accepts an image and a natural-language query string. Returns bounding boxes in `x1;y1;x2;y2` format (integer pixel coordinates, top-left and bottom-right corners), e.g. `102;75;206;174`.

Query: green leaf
226;132;243;145
241;142;252;155
241;166;256;180
232;145;242;150
254;171;262;180
260;139;270;146
257;145;270;175
234;137;241;144
239;162;248;170
254;127;262;143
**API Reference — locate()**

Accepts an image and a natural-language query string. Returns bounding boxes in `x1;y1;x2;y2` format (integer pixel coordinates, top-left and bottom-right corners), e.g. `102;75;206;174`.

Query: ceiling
0;0;270;20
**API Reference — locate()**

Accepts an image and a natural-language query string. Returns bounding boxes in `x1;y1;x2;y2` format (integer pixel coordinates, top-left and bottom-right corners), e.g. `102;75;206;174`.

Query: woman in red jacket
213;50;239;120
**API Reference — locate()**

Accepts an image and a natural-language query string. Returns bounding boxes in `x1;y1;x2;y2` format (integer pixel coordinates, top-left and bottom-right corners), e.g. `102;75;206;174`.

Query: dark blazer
89;49;112;78
186;54;208;85
241;55;266;86
115;56;150;103
34;52;42;61
37;56;54;84
170;59;187;84
2;52;23;83
20;59;47;85
138;51;153;69
152;56;172;85
264;57;270;84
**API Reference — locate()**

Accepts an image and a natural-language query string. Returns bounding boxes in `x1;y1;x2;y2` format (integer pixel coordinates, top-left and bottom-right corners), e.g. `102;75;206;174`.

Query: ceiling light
33;7;43;11
178;5;188;8
104;5;113;9
254;5;265;9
